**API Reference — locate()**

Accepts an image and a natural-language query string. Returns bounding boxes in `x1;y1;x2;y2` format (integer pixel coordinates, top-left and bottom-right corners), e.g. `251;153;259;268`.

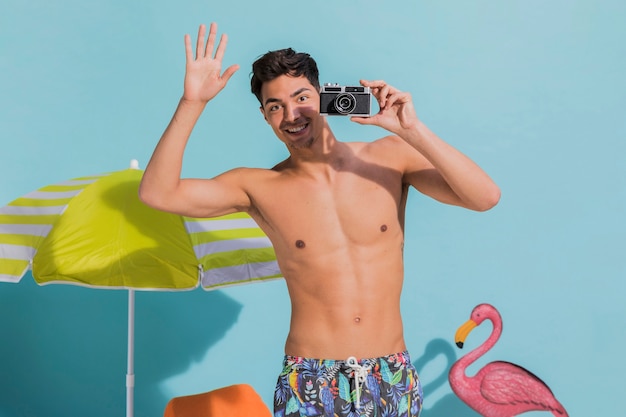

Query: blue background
1;1;624;416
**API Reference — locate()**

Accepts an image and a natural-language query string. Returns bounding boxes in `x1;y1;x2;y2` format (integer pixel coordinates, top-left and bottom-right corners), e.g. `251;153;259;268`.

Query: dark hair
250;48;320;105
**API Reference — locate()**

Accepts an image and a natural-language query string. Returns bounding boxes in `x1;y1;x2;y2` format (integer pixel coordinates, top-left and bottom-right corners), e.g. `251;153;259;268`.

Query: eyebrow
263;87;312;107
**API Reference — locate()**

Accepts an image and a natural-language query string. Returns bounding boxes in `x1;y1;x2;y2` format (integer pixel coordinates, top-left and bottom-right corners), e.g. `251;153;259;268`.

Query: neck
451;318;501;379
286;122;345;168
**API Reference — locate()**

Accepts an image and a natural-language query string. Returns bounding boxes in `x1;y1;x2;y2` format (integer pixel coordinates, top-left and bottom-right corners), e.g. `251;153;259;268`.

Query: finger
196;24;206;60
206;22;218;58
364;80;392;107
379;85;391;108
384;92;412;109
214;33;228;62
368;85;389;109
184;34;193;63
382;87;399;109
221;64;240;83
365;80;399;95
362;79;386;88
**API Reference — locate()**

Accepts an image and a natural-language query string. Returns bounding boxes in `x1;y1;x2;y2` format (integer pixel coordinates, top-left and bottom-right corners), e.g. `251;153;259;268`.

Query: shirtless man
139;23;500;417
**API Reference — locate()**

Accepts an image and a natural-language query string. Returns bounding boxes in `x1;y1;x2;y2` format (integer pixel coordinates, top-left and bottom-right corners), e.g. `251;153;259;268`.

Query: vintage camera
319;83;372;117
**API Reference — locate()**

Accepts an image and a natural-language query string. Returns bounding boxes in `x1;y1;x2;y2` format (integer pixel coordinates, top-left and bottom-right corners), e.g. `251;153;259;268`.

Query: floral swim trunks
273;351;422;417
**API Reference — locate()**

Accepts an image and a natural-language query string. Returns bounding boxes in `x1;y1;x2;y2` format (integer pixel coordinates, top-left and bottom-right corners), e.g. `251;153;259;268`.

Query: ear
259;106;269;124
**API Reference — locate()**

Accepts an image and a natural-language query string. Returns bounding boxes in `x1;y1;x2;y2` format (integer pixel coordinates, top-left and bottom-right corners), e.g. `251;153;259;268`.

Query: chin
289;136;315;150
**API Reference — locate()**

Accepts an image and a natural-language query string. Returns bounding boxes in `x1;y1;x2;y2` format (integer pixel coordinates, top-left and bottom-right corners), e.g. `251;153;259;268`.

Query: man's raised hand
183;22;240;103
351;80;419;135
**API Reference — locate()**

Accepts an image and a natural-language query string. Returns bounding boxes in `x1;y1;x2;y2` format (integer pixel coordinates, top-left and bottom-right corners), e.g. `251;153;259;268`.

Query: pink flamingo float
448;303;569;417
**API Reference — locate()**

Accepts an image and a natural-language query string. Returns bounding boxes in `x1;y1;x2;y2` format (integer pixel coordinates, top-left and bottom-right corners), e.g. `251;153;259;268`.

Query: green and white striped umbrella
0;161;281;417
0;163;281;289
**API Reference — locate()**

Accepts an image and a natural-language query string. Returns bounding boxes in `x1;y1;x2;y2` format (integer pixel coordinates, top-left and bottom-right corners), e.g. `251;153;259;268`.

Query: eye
268;104;281;112
297;95;308;103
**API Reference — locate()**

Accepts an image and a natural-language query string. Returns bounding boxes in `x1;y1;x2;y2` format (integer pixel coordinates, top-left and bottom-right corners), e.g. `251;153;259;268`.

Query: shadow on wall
0;277;242;417
413;338;480;417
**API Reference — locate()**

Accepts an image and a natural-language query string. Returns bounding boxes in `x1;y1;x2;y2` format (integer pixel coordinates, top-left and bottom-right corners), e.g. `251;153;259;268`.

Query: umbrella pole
126;289;135;417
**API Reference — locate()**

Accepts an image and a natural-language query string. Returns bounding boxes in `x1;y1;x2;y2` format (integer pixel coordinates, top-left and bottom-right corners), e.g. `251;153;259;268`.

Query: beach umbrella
0;160;282;417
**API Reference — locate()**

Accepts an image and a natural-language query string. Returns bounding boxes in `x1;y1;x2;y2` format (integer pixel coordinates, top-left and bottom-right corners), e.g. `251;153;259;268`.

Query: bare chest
249;168;406;252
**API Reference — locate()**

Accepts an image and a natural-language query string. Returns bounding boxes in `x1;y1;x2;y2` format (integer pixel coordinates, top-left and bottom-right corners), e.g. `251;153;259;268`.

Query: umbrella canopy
0;166;281;288
0;163;282;417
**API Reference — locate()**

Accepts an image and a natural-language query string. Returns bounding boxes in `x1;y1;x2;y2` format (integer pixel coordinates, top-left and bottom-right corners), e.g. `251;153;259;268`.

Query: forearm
139;98;207;208
354;79;500;211
402;120;501;211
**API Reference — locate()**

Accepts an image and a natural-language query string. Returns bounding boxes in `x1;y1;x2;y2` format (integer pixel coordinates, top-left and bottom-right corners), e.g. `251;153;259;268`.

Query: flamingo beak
455;319;477;349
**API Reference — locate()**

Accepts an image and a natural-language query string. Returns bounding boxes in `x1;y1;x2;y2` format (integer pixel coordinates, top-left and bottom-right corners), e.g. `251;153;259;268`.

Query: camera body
319;83;372;117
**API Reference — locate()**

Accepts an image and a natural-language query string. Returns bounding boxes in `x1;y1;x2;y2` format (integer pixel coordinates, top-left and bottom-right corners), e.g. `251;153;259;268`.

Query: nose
283;103;301;122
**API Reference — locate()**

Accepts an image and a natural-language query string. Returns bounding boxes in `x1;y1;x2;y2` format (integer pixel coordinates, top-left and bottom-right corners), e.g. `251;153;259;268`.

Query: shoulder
270;158;292;172
359;136;432;173
361;135;410;153
212;166;279;189
358;135;417;162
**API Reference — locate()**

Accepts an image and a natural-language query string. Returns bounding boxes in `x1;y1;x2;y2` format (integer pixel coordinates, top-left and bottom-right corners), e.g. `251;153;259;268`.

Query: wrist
179;96;209;111
399;120;432;148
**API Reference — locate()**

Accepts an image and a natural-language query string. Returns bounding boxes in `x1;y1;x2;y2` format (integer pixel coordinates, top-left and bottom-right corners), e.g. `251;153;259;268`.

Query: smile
285;123;309;134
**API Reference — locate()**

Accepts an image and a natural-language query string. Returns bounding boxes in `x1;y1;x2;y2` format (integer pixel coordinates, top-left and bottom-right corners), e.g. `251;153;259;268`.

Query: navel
354;316;361;323
380;224;388;232
295;239;306;249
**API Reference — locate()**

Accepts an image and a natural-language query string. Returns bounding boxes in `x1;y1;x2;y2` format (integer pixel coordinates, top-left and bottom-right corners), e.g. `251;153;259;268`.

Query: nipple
380;224;388;232
295;240;306;249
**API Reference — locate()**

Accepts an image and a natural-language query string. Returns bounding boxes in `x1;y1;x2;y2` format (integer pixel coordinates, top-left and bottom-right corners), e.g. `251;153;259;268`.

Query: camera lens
334;93;356;114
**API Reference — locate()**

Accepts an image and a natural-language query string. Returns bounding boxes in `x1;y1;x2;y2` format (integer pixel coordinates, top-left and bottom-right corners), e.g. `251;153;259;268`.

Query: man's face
259;75;322;150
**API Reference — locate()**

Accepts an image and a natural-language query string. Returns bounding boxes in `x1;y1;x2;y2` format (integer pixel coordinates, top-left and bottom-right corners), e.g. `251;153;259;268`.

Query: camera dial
334;93;357;115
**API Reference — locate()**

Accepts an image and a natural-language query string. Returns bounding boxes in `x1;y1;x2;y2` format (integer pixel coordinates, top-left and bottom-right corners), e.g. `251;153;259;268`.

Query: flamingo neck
456;318;501;373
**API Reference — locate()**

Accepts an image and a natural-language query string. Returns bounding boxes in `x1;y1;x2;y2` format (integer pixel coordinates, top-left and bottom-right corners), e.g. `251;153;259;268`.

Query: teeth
287;125;306;133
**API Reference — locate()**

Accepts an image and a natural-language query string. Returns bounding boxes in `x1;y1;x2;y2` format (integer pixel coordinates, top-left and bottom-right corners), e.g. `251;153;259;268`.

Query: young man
140;23;500;417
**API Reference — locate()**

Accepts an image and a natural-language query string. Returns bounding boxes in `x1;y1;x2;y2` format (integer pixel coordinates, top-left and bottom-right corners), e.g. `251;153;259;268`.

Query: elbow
137;185;154;207
138;181;165;211
474;184;501;212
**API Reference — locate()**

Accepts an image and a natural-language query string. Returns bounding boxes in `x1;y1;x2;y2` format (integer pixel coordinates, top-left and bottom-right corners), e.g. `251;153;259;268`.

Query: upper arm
140;168;254;218
382;136;466;207
404;167;464;207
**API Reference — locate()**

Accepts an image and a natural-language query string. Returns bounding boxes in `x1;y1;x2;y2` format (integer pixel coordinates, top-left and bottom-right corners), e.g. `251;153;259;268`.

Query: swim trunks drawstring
346;356;371;411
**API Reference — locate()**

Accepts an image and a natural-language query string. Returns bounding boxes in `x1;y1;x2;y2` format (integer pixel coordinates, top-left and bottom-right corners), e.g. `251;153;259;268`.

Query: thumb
350;115;378;126
221;64;240;83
